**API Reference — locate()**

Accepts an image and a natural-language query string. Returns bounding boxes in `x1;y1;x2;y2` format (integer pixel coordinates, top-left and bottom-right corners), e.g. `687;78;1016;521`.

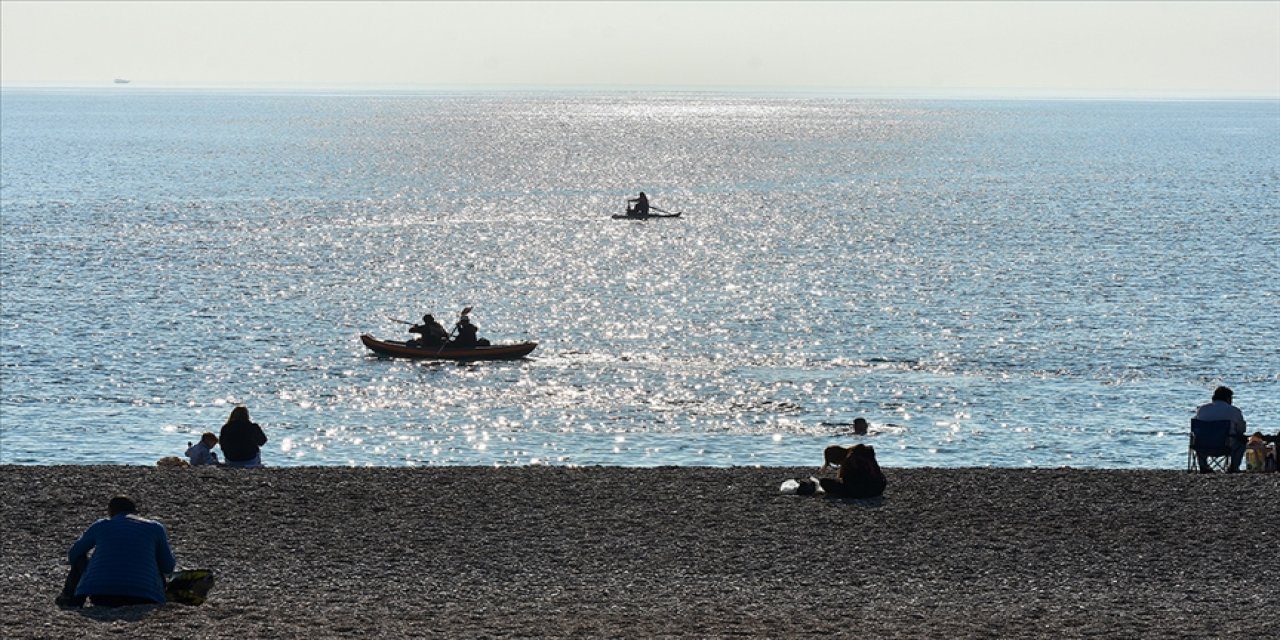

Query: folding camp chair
1188;419;1233;473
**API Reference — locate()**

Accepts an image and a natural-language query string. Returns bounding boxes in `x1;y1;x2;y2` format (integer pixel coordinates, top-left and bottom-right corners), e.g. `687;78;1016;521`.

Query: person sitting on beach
1268;432;1280;472
626;191;650;216
1244;431;1280;473
820;419;872;473
821;445;851;473
219;406;268;469
1245;433;1271;472
184;432;220;466
1193;386;1247;473
57;496;176;609
819;444;887;499
451;314;489;348
408;313;449;347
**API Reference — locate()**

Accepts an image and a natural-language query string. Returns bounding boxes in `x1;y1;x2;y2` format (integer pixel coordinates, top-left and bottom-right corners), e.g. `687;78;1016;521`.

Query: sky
2;1;1278;97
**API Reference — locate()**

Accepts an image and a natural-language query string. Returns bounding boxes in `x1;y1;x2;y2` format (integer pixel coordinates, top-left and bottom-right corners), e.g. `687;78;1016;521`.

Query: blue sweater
69;513;176;603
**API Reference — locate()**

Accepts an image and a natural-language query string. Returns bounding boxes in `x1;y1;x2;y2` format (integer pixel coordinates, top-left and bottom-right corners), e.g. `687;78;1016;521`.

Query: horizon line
2;81;1278;102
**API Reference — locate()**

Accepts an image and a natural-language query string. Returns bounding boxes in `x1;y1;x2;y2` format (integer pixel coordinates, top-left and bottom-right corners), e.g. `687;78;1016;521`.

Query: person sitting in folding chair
1191;386;1248;473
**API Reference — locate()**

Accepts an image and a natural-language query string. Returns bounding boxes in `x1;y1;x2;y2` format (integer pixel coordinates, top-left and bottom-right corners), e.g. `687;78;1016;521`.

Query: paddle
388;317;414;325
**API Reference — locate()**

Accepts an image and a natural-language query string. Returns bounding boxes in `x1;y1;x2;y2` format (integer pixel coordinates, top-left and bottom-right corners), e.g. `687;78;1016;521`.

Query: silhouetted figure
852;417;869;435
626;192;650;216
409;314;449;346
822;445;849;473
1193;386;1247;473
819;444;887;498
219;406;268;469
451;314;489;348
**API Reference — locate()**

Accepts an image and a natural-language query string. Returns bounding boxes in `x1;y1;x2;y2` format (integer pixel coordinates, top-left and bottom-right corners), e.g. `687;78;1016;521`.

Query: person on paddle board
626;191;650;216
408;314;449;347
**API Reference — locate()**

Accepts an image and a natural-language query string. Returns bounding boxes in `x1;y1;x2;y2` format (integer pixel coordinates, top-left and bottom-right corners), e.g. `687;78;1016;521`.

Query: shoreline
2;465;1276;638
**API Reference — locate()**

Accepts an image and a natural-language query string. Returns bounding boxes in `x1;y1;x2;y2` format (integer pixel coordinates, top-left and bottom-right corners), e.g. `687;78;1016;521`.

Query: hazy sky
2;1;1278;97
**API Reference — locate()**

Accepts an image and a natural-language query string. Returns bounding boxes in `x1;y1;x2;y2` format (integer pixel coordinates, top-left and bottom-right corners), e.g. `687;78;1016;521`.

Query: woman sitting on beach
819;444;886;499
219;406;268;469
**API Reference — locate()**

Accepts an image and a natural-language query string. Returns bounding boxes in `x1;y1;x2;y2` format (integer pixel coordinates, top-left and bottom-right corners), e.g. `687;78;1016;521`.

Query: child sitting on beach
819;444;887;499
184;433;220;466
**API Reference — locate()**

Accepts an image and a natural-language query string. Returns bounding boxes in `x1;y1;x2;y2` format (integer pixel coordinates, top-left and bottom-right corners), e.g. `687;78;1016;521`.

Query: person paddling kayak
451;312;490;348
408;314;449;347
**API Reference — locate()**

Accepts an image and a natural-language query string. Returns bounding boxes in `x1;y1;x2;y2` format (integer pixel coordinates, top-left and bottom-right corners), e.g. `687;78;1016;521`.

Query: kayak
611;211;682;220
360;334;537;360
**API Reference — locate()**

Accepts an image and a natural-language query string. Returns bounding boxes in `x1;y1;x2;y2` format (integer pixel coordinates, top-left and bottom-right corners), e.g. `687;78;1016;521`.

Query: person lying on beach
184;432;220;466
819;444;887;499
56;496;176;609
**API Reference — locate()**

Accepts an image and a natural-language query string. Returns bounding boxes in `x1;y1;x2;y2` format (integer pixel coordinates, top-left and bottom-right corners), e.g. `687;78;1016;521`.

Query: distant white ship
113;78;130;84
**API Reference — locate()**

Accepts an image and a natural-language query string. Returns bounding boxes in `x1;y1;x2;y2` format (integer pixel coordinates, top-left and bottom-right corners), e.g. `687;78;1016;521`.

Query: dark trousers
59;555;89;606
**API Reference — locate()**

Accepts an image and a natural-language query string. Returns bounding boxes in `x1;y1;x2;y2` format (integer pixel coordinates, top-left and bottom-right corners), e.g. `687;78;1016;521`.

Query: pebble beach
1;465;1276;638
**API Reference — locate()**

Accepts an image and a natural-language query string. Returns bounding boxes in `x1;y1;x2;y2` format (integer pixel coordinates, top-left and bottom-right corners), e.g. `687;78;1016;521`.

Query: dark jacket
410;318;448;343
453;320;479;347
220;419;267;463
69;513;175;602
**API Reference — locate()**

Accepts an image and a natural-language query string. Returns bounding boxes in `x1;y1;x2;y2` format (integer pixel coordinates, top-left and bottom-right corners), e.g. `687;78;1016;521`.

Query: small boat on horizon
113;78;130;84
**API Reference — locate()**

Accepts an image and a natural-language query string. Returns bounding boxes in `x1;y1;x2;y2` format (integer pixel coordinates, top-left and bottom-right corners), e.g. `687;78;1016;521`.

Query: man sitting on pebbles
57;496;176;609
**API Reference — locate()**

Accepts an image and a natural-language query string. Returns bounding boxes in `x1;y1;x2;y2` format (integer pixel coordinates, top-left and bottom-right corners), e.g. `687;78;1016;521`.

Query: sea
2;88;1277;468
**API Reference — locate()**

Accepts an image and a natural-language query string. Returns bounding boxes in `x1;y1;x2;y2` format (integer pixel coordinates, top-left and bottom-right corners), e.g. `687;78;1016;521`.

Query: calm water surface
2;89;1277;467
